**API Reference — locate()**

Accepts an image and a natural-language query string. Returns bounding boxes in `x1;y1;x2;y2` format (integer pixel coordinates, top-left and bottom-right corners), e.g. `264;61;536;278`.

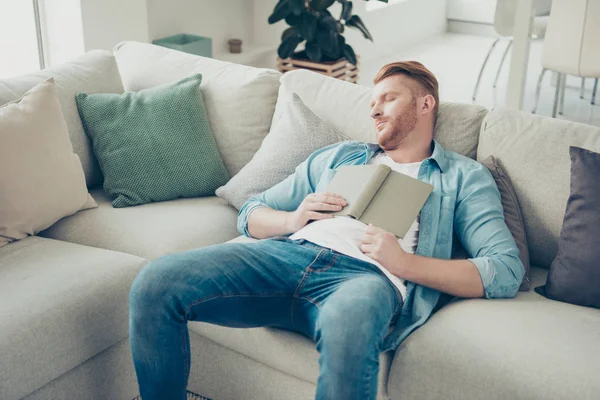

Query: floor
360;33;600;127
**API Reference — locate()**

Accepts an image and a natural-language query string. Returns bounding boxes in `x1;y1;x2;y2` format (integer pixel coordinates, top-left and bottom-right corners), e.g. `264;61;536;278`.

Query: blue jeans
129;236;403;400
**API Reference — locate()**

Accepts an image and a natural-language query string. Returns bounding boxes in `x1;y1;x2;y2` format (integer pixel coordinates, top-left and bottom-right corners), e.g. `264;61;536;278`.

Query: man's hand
360;224;411;276
285;192;347;233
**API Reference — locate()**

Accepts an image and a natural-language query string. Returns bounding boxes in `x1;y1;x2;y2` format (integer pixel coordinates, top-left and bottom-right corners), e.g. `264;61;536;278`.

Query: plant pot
228;39;242;54
152;34;212;58
276;52;360;83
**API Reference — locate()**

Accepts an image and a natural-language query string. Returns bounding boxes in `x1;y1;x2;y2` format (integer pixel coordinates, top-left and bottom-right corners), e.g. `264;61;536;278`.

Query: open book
324;164;433;239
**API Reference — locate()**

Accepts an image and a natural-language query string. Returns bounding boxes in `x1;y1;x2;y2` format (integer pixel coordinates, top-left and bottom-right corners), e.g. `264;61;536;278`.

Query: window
0;0;43;78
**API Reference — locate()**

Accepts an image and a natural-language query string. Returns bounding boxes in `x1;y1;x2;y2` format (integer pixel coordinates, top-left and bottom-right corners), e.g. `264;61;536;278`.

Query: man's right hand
285;192;347;233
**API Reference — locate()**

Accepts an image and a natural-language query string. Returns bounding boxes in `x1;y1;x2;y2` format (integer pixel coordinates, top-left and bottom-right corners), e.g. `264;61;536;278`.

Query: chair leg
580;78;586;99
559;75;566;115
532;68;548;114
552;73;564;118
493;40;512;89
472;38;501;103
592;78;598;105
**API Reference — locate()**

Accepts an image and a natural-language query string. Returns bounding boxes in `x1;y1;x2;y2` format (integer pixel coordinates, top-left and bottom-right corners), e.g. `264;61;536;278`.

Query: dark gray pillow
535;146;600;308
216;93;348;210
481;156;531;291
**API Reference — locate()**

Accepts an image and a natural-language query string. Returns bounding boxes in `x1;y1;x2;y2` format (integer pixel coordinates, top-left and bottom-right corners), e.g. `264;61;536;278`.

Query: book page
324;165;387;217
359;170;433;238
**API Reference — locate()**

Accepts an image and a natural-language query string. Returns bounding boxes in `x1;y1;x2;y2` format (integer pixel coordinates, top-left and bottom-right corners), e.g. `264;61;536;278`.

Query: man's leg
129;238;324;400
295;246;402;400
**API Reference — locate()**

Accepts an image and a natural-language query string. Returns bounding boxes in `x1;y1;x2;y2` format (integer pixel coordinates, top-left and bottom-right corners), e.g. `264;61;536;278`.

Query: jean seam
184;292;291;319
307;252;339;273
291;248;327;330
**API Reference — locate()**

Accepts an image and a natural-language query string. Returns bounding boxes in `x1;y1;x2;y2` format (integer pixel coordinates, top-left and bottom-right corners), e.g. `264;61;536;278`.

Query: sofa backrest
477;108;600;268
275;69;488;160
113;41;282;178
0;51;124;188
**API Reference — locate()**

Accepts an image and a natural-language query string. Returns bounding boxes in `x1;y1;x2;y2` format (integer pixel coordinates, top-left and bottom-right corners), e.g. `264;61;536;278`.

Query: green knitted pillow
76;74;229;208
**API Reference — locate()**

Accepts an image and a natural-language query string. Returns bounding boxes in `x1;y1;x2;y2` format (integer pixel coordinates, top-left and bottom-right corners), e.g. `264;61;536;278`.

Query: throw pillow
0;78;97;248
535;146;600;308
215;93;349;210
76;73;229;208
481;156;531;291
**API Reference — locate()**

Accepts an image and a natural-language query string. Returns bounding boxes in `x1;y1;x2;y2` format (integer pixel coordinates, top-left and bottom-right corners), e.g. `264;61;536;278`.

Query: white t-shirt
290;153;422;300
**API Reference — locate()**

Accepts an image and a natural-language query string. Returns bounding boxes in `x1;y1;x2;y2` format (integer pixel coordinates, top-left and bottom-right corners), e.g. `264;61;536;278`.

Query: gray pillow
216;93;348;210
481;156;531;291
535;146;600;308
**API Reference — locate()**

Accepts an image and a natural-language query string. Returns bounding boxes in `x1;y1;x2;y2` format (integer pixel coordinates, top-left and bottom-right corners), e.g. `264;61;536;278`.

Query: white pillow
216;93;349;209
276;69;487;159
0;78;97;247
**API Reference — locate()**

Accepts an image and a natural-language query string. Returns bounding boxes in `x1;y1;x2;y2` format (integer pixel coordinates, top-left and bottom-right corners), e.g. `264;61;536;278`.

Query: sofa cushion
0;78;97;248
113;41;281;178
0;237;146;400
388;266;600;400
275;69;488;159
0;50;124;188
76;73;229;208
536;146;600;308
189;321;394;399
481;156;531;291
477;108;600;268
40;188;240;260
216;92;348;210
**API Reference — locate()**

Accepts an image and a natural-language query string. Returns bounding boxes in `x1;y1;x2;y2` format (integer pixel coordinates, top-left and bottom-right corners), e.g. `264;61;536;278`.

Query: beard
376;98;418;150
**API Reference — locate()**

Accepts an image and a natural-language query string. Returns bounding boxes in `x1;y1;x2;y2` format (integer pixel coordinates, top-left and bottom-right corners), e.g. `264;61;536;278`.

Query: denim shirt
237;140;525;350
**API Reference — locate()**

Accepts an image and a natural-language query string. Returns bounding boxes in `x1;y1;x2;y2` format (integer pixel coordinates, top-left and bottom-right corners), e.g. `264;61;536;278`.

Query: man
129;61;524;400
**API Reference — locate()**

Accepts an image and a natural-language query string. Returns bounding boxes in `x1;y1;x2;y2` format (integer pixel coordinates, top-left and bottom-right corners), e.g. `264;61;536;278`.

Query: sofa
1;41;599;400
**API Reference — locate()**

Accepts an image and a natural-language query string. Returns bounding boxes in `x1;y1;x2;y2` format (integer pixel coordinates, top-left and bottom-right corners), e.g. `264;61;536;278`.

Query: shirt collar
364;139;448;173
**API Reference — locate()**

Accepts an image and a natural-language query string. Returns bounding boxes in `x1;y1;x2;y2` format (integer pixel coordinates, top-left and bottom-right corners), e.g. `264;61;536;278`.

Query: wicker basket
276;56;360;83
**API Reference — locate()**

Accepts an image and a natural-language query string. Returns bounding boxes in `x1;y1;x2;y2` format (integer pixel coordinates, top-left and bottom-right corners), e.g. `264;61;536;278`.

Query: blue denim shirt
237;140;525;350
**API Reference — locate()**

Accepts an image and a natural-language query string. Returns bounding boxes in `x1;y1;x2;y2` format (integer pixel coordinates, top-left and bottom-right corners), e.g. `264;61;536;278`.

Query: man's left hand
359;224;411;277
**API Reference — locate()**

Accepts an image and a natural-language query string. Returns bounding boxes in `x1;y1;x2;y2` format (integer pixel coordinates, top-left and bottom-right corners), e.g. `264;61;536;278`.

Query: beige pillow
0;78;97;247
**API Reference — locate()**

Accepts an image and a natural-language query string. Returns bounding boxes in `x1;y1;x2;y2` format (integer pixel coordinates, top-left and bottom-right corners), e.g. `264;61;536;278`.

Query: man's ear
421;94;436;115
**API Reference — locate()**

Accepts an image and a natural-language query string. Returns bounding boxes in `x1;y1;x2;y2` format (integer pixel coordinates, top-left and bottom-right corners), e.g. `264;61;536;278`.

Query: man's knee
316;276;395;354
129;254;183;316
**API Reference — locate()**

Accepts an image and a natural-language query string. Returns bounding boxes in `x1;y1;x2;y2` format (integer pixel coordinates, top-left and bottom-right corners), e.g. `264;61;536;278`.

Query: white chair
472;0;552;102
532;0;600;117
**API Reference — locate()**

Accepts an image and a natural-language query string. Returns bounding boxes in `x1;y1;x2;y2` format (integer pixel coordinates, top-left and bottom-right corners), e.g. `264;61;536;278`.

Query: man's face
370;75;419;150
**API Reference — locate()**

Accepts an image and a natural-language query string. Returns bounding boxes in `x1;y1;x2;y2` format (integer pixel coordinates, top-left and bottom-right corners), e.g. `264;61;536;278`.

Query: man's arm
360;225;484;298
237;143;345;239
361;163;524;299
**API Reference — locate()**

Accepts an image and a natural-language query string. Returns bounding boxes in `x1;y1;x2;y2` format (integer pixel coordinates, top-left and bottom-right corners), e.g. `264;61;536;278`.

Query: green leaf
317;30;339;59
310;0;336;11
268;0;292;24
342;43;357;65
318;14;339;32
277;33;303;59
341;1;353;22
305;41;323;62
281;27;299;42
297;13;318;41
289;0;305;15
346;14;373;41
285;13;302;26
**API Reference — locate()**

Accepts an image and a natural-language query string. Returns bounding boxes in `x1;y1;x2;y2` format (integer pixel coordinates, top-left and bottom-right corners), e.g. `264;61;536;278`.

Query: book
324;164;434;239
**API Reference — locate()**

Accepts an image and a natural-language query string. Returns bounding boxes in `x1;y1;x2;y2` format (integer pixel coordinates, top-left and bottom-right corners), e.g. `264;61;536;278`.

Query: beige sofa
1;41;599;400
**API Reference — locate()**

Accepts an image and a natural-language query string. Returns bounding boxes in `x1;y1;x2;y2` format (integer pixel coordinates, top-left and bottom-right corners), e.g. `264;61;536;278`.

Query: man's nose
370;107;381;119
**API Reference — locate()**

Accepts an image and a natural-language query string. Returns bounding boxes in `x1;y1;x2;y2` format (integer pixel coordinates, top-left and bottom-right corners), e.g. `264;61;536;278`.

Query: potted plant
268;0;387;82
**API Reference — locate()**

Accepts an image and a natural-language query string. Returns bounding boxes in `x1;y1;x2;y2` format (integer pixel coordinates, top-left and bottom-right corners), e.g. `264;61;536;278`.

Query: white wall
447;0;496;24
79;0;149;51
252;0;447;63
146;0;253;56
